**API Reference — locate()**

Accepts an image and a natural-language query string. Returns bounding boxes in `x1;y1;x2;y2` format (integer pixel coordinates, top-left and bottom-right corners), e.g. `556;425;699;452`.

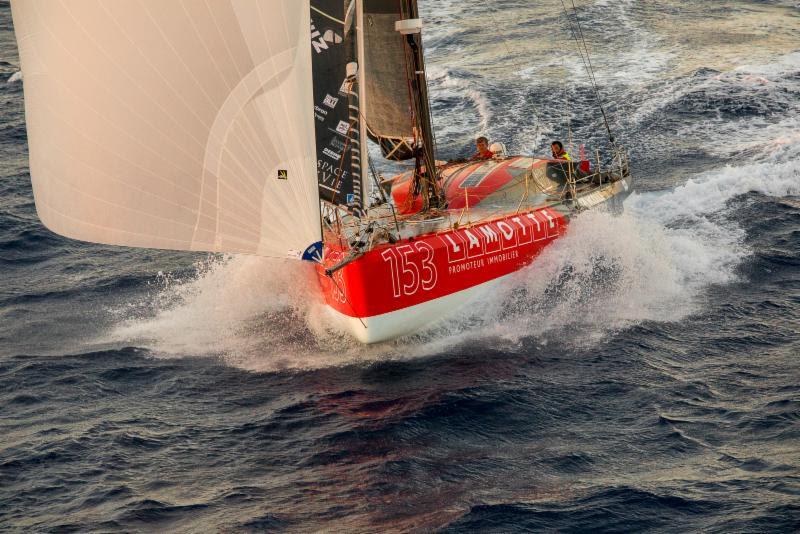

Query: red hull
317;206;567;320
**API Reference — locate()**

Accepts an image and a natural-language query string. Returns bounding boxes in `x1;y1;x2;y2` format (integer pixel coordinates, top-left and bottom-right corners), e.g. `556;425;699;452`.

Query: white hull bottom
328;273;513;344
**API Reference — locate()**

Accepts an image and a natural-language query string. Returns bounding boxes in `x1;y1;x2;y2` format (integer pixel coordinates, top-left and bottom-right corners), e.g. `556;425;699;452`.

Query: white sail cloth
11;0;321;258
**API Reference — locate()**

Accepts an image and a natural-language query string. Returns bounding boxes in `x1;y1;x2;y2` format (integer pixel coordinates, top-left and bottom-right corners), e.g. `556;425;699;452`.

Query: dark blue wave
443;487;725;533
1;0;800;531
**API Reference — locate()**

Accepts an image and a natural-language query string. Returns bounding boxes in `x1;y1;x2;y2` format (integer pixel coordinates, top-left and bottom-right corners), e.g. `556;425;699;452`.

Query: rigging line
404;0;440;167
561;57;573;154
402;12;442;210
560;0;615;142
563;2;603;113
559;10;610;147
564;21;606;142
310;5;345;25
558;5;596;104
363;130;388;204
558;1;598;116
485;6;545;150
570;0;604;99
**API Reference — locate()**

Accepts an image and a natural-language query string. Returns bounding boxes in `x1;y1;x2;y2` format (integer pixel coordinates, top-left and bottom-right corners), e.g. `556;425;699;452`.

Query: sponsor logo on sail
323;94;339;109
329;137;346;151
277;169;288;180
322;147;341;161
335;120;350;136
314;105;328;122
310;22;343;54
318;160;349;188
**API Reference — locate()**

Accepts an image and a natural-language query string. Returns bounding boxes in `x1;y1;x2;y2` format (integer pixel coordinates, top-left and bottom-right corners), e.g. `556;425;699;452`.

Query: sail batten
12;0;321;258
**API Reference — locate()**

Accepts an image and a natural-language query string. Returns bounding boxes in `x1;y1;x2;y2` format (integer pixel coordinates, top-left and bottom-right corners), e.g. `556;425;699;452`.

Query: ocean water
1;0;799;531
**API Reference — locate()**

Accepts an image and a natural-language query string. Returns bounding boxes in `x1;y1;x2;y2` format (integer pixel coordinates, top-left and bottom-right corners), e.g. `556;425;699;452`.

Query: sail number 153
381;243;437;298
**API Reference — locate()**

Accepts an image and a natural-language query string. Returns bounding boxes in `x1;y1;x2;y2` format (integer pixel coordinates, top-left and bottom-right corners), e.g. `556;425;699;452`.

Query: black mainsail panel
310;0;363;212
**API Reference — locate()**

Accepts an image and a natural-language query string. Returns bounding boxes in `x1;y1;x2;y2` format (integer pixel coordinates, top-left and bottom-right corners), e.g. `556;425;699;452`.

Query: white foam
102;147;798;372
108;255;328;364
733;51;800;79
6;70;22;84
427;65;493;134
508;146;797;341
104;254;465;372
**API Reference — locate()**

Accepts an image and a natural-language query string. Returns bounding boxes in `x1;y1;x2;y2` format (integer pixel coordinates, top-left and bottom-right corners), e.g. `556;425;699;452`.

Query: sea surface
1;1;799;531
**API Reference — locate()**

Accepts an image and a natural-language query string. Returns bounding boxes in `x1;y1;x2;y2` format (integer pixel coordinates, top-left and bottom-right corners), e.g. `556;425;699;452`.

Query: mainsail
362;0;442;210
11;0;321;258
363;0;431;163
362;0;415;160
309;0;364;212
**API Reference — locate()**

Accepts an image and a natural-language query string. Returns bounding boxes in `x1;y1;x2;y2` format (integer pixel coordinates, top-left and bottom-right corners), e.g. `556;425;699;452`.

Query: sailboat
11;0;631;344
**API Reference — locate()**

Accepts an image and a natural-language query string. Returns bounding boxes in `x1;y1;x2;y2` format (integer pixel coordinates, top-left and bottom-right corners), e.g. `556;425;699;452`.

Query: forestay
11;0;321;258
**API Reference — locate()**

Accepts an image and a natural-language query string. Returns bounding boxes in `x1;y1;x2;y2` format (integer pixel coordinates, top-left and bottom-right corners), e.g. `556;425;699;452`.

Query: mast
356;0;370;206
397;1;443;212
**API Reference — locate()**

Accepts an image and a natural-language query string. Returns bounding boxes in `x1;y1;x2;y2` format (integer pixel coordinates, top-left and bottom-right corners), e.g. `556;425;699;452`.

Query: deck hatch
460;161;501;189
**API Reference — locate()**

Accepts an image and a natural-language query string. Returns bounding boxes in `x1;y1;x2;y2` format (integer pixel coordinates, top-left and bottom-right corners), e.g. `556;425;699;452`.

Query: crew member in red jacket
471;136;495;161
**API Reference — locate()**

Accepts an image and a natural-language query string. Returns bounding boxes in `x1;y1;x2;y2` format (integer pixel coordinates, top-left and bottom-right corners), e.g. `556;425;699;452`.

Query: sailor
471;136;495;161
551;140;571;161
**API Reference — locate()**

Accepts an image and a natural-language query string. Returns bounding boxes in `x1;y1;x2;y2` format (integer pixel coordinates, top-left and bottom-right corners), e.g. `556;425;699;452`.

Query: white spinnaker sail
11;0;321;258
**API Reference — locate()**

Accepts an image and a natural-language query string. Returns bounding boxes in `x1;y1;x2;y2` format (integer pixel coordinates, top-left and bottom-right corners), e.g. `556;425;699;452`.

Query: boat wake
105;135;798;371
494;131;798;342
105;33;800;373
